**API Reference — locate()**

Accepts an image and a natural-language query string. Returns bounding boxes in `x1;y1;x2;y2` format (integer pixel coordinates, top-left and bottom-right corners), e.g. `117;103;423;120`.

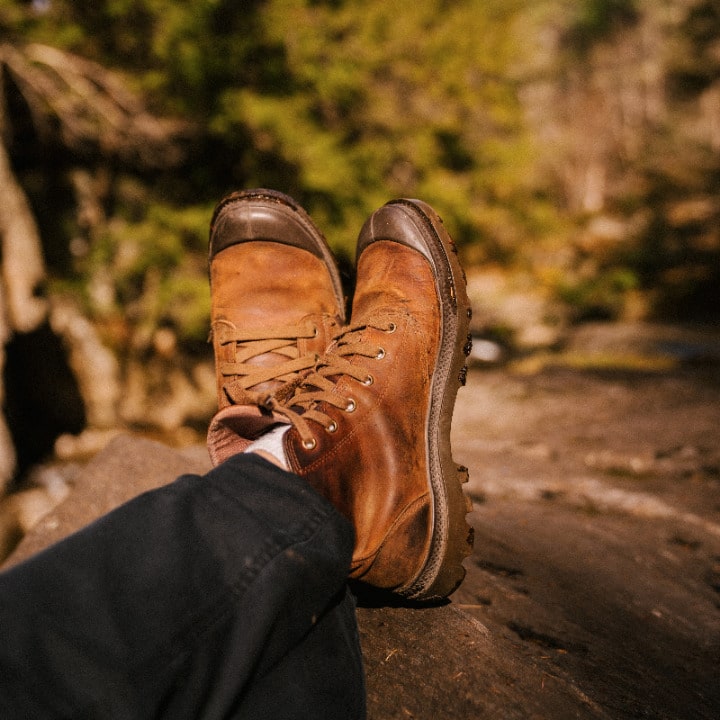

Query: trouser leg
0;453;365;720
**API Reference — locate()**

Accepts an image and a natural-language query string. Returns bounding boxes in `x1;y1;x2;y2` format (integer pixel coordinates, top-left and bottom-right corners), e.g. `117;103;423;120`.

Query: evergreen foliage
1;0;719;352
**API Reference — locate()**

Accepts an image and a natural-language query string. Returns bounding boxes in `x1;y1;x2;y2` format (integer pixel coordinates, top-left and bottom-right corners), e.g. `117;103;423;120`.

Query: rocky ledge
4;361;720;719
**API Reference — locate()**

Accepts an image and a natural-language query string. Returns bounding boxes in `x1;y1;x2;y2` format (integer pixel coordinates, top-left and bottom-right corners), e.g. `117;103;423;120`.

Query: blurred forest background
1;0;720;491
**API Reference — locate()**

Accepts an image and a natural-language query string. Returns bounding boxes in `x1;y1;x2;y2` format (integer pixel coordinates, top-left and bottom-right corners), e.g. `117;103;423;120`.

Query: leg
0;453;365;720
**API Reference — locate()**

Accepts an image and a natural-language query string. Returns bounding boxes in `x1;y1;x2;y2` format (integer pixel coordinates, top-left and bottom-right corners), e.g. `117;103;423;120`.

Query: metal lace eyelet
345;398;357;413
311;325;319;338
326;421;338;433
375;348;385;360
302;437;317;450
363;374;374;386
386;322;397;333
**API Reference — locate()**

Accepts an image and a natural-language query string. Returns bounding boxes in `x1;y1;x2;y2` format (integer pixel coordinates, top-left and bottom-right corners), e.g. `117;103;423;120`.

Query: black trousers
0;453;366;719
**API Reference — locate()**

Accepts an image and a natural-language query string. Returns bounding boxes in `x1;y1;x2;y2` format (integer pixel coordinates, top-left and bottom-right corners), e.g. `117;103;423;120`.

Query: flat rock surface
5;360;720;719
451;365;720;720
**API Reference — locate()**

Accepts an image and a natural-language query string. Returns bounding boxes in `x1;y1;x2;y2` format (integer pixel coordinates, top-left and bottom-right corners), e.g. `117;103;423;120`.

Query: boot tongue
213;321;297;401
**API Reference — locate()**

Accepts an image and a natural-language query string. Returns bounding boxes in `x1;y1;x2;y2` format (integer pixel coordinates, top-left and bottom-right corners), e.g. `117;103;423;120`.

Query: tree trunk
0;140;47;334
0;139;49;492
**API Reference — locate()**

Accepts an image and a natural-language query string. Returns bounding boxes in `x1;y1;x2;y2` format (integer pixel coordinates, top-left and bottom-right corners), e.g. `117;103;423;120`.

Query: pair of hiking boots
206;189;473;601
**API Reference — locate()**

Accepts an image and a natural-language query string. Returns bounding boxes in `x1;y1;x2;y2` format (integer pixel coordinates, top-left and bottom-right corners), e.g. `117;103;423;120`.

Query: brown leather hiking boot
269;198;474;600
206;189;345;466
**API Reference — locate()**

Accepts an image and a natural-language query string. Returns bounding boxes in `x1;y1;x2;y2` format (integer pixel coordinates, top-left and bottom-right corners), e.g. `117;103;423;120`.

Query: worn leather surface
286;239;442;592
210;241;341;406
206;192;345;463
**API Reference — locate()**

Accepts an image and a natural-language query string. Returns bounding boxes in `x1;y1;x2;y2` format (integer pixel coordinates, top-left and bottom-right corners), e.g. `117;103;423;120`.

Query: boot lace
262;318;397;448
212;318;321;405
